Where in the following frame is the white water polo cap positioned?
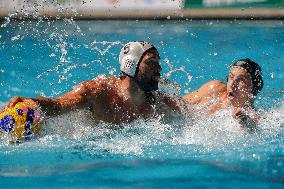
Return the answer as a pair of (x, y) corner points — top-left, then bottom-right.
(119, 41), (156, 77)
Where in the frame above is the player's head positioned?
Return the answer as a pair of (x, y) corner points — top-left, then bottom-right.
(227, 58), (263, 107)
(119, 41), (161, 92)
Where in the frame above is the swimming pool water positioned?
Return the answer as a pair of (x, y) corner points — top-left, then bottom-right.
(0, 19), (284, 188)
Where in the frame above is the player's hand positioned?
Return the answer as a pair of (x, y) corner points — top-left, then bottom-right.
(232, 107), (246, 120)
(4, 96), (38, 111)
(4, 96), (24, 110)
(232, 107), (258, 132)
(232, 108), (253, 125)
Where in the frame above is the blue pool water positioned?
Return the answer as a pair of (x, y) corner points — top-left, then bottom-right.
(0, 19), (284, 188)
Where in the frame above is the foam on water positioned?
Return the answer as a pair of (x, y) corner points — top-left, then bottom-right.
(1, 99), (283, 160)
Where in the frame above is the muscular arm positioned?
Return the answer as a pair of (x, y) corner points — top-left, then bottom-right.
(158, 92), (193, 114)
(157, 80), (227, 114)
(31, 82), (90, 117)
(162, 95), (182, 112)
(4, 79), (105, 118)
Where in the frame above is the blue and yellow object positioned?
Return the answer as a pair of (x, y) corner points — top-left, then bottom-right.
(0, 102), (41, 142)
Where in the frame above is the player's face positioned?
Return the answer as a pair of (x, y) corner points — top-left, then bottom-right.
(136, 49), (161, 92)
(227, 67), (253, 107)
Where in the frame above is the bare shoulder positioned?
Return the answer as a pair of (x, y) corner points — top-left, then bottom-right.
(200, 80), (226, 93)
(54, 76), (120, 111)
(77, 75), (119, 92)
(183, 80), (226, 103)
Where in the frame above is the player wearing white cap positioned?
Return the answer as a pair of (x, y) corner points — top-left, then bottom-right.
(3, 41), (182, 124)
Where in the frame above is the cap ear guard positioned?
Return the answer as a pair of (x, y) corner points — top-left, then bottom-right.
(120, 55), (139, 77)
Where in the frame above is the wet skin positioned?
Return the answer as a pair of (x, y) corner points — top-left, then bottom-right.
(183, 66), (258, 129)
(227, 67), (253, 108)
(4, 50), (181, 124)
(135, 49), (162, 92)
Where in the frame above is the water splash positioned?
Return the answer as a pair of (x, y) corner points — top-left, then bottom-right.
(162, 57), (192, 94)
(86, 40), (121, 56)
(1, 100), (283, 157)
(1, 16), (11, 28)
(0, 3), (86, 86)
(11, 35), (22, 42)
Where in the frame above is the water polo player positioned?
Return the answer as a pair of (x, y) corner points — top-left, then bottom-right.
(3, 41), (183, 126)
(183, 58), (263, 130)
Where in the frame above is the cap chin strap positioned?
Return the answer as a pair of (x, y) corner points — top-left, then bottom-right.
(121, 71), (135, 79)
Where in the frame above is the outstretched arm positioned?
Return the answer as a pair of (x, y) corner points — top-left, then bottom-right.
(34, 82), (90, 116)
(4, 81), (92, 117)
(160, 92), (194, 114)
(163, 96), (182, 112)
